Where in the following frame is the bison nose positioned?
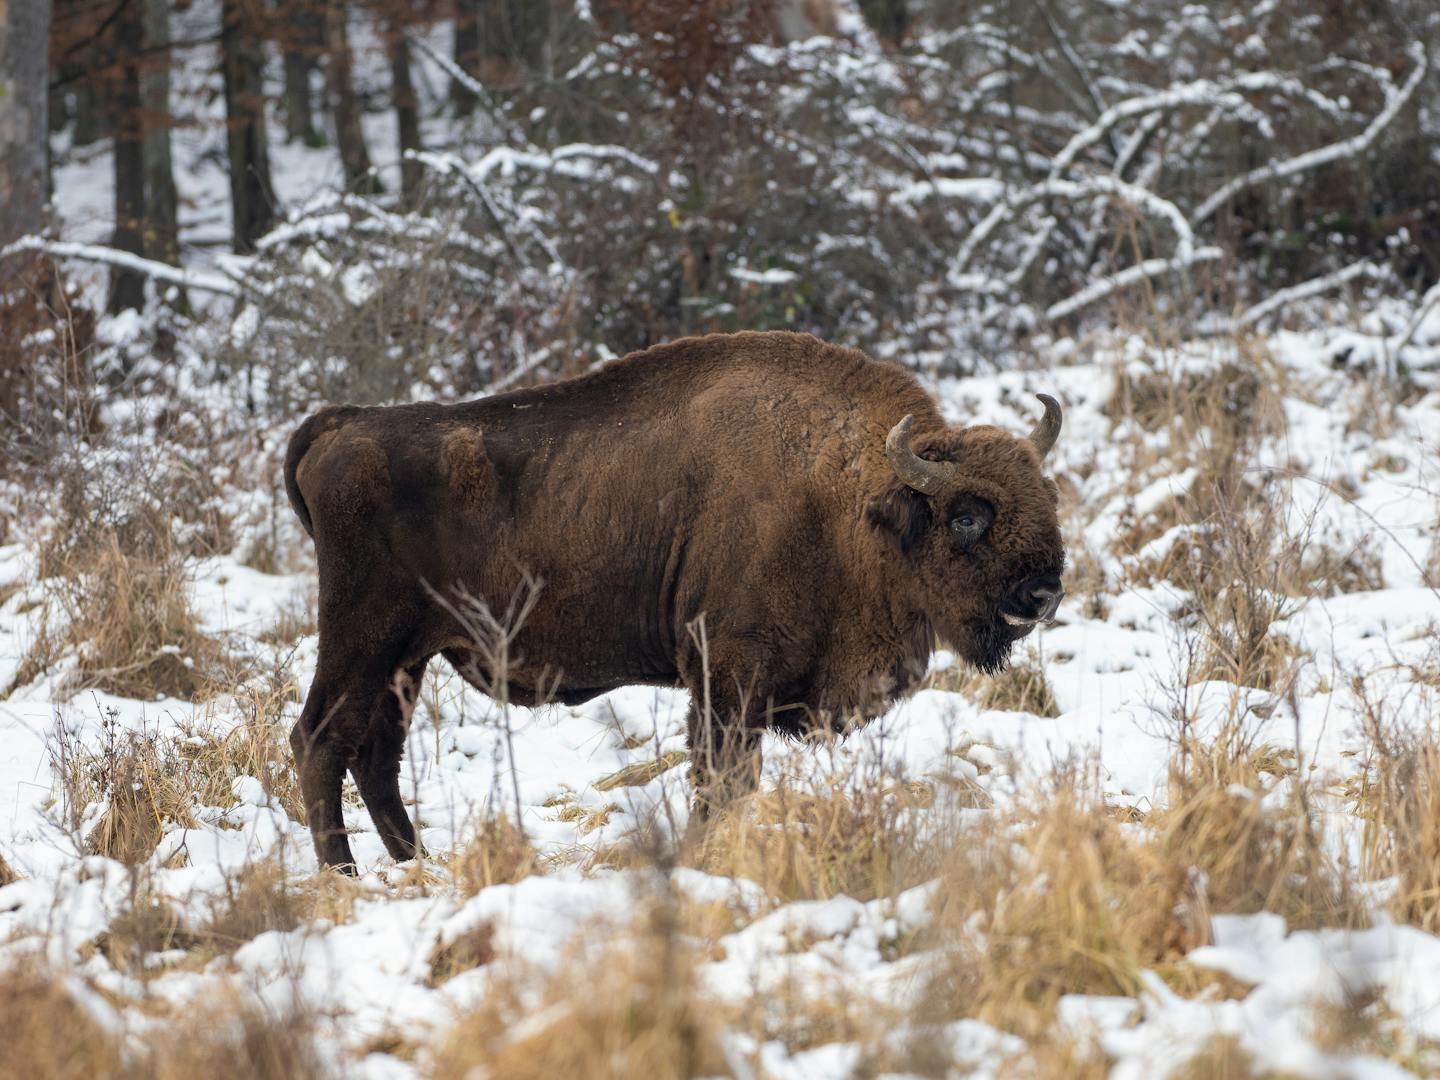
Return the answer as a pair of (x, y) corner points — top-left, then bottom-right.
(1031, 584), (1064, 622)
(1004, 574), (1064, 624)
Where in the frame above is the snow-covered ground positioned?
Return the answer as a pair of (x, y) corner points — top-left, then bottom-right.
(2, 311), (1438, 1077)
(9, 3), (1440, 1071)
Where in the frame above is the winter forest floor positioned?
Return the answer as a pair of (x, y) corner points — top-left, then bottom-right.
(5, 5), (1440, 1079)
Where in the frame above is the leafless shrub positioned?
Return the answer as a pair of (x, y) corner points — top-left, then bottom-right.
(50, 704), (197, 865)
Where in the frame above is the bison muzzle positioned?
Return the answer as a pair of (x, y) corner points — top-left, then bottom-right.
(284, 331), (1066, 870)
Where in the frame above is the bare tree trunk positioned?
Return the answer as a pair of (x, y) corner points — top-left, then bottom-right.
(857, 0), (908, 46)
(326, 0), (378, 193)
(389, 17), (421, 201)
(281, 0), (322, 143)
(141, 0), (182, 284)
(72, 79), (104, 147)
(475, 0), (550, 89)
(221, 0), (275, 253)
(110, 0), (147, 313)
(0, 0), (54, 249)
(452, 0), (479, 116)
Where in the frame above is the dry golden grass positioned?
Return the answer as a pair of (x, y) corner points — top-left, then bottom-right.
(1171, 1036), (1264, 1080)
(96, 889), (200, 973)
(50, 709), (199, 866)
(130, 992), (333, 1080)
(447, 811), (543, 898)
(921, 771), (1197, 1039)
(0, 962), (125, 1079)
(177, 657), (307, 822)
(1352, 721), (1440, 934)
(17, 527), (222, 701)
(1151, 731), (1363, 931)
(429, 908), (727, 1080)
(917, 728), (1361, 1043)
(933, 649), (1059, 717)
(199, 859), (306, 953)
(696, 772), (942, 905)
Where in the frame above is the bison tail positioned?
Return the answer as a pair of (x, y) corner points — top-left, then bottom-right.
(284, 406), (347, 539)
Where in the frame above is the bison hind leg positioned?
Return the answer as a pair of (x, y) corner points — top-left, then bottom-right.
(351, 657), (431, 862)
(291, 692), (362, 874)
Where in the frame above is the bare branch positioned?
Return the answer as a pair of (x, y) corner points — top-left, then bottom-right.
(1195, 45), (1428, 225)
(0, 237), (242, 297)
(1231, 259), (1389, 330)
(1044, 246), (1224, 322)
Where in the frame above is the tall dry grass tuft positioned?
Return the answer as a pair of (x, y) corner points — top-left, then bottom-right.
(131, 992), (334, 1080)
(18, 526), (220, 701)
(50, 705), (197, 865)
(177, 652), (308, 822)
(98, 887), (200, 973)
(1352, 717), (1440, 933)
(697, 767), (941, 905)
(1152, 725), (1362, 931)
(430, 905), (726, 1080)
(933, 648), (1059, 717)
(922, 766), (1196, 1039)
(200, 859), (305, 954)
(0, 962), (124, 1078)
(448, 810), (543, 897)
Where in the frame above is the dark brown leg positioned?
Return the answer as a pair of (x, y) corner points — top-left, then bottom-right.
(351, 658), (430, 862)
(291, 688), (363, 872)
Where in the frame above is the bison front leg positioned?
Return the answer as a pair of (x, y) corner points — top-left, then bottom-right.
(683, 679), (764, 833)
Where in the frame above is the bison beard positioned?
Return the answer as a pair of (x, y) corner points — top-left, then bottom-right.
(284, 331), (1066, 870)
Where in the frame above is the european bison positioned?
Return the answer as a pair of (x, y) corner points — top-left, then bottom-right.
(285, 331), (1065, 870)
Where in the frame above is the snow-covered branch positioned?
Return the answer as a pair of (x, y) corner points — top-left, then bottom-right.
(1, 237), (243, 297)
(1195, 45), (1428, 224)
(1045, 246), (1224, 322)
(1232, 260), (1389, 329)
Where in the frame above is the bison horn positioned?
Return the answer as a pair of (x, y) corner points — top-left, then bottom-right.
(885, 415), (954, 496)
(1027, 394), (1062, 459)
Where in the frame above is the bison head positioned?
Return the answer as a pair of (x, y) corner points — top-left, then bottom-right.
(867, 396), (1066, 674)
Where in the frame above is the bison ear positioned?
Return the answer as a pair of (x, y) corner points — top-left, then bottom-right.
(866, 485), (933, 554)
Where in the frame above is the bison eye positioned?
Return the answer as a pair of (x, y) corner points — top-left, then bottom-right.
(947, 496), (994, 549)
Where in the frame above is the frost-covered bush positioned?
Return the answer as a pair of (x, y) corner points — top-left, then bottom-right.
(205, 0), (1436, 406)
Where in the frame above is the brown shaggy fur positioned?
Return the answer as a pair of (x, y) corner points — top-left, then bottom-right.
(284, 331), (1065, 869)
